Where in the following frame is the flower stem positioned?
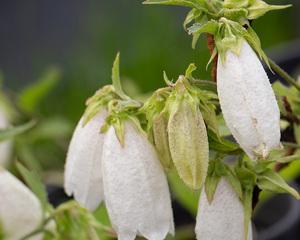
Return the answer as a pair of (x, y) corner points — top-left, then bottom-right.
(268, 57), (300, 91)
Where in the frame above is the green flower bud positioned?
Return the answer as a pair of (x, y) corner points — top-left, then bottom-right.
(167, 79), (209, 190)
(152, 112), (173, 170)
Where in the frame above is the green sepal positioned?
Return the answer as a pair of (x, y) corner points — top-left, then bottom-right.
(205, 156), (243, 203)
(205, 158), (223, 203)
(257, 169), (300, 200)
(100, 99), (143, 146)
(82, 85), (118, 125)
(112, 53), (129, 100)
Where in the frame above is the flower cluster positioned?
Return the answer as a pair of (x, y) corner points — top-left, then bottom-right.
(63, 1), (300, 240)
(64, 56), (174, 240)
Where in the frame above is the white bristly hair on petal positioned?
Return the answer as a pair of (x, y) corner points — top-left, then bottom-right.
(195, 178), (252, 240)
(0, 168), (43, 240)
(0, 108), (12, 166)
(102, 121), (174, 240)
(64, 110), (107, 211)
(217, 40), (281, 160)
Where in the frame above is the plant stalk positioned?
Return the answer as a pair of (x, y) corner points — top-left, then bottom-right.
(268, 57), (300, 91)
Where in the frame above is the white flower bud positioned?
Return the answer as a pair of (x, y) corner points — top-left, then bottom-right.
(102, 121), (174, 240)
(0, 168), (43, 240)
(217, 41), (281, 160)
(195, 178), (252, 240)
(64, 110), (107, 211)
(0, 108), (12, 166)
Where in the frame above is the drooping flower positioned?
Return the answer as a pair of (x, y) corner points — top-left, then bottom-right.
(0, 107), (12, 166)
(0, 168), (43, 240)
(64, 109), (107, 211)
(217, 40), (281, 160)
(195, 177), (252, 240)
(102, 121), (174, 240)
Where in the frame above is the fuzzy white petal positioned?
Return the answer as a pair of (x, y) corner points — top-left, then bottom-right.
(0, 168), (43, 240)
(102, 122), (174, 240)
(64, 110), (107, 211)
(0, 109), (12, 166)
(195, 178), (251, 240)
(217, 41), (281, 159)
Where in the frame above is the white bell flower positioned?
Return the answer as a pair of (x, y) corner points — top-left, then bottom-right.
(102, 121), (174, 240)
(195, 178), (252, 240)
(0, 108), (12, 166)
(0, 168), (43, 240)
(217, 41), (281, 160)
(64, 110), (107, 211)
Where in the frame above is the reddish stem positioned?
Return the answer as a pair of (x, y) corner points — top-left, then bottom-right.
(207, 34), (218, 82)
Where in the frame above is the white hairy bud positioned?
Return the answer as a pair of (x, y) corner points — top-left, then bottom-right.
(217, 41), (281, 160)
(0, 168), (43, 240)
(195, 178), (252, 240)
(64, 110), (107, 211)
(102, 121), (174, 240)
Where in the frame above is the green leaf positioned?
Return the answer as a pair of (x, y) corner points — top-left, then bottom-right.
(18, 67), (60, 113)
(143, 0), (204, 9)
(29, 117), (72, 141)
(0, 120), (36, 142)
(183, 8), (199, 30)
(207, 129), (240, 153)
(257, 169), (300, 200)
(188, 20), (219, 36)
(15, 143), (42, 174)
(247, 0), (291, 20)
(16, 162), (49, 211)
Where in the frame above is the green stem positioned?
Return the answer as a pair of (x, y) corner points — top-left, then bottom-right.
(268, 57), (300, 91)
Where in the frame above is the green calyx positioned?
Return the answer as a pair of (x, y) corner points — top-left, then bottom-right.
(205, 155), (243, 203)
(143, 64), (220, 189)
(82, 53), (142, 145)
(144, 0), (291, 66)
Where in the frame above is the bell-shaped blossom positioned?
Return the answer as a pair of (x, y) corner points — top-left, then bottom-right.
(195, 178), (252, 240)
(64, 110), (107, 211)
(0, 168), (43, 240)
(0, 108), (12, 166)
(102, 121), (174, 240)
(217, 41), (281, 160)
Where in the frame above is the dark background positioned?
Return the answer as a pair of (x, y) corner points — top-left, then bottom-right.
(0, 0), (299, 121)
